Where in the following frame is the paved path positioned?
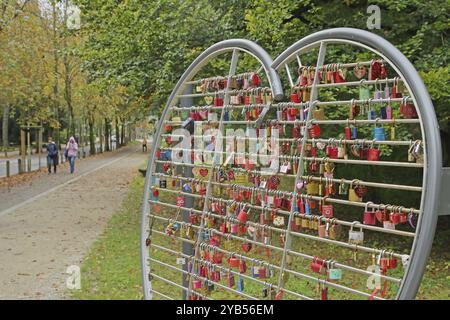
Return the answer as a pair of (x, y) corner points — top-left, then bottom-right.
(0, 145), (148, 299)
(0, 142), (117, 178)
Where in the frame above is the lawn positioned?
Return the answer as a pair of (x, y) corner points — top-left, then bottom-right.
(70, 174), (449, 300)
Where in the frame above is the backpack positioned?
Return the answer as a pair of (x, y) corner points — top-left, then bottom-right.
(48, 143), (58, 157)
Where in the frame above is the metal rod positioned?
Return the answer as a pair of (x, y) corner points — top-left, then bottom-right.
(158, 146), (424, 183)
(293, 77), (403, 90)
(177, 87), (272, 99)
(164, 118), (420, 126)
(163, 134), (416, 147)
(169, 97), (412, 112)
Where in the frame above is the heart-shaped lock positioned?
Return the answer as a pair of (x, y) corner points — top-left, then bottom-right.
(242, 242), (252, 253)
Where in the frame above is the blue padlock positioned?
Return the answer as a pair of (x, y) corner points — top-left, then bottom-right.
(223, 111), (229, 122)
(237, 277), (244, 292)
(351, 127), (357, 139)
(373, 126), (386, 141)
(305, 201), (310, 215)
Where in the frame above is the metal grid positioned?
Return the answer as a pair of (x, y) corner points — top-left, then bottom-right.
(140, 29), (442, 300)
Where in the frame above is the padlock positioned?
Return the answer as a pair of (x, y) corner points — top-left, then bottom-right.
(311, 257), (326, 274)
(348, 223), (364, 244)
(313, 106), (326, 120)
(239, 260), (247, 273)
(237, 208), (248, 223)
(193, 279), (202, 289)
(306, 181), (319, 195)
(367, 144), (381, 161)
(228, 256), (239, 268)
(230, 223), (239, 234)
(328, 267), (342, 281)
(373, 126), (386, 141)
(318, 221), (326, 238)
(363, 202), (376, 225)
(308, 124), (321, 138)
(348, 182), (362, 202)
(258, 266), (267, 279)
(237, 277), (244, 292)
(322, 204), (334, 218)
(227, 273), (235, 287)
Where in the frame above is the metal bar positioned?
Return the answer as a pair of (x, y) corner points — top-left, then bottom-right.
(180, 84), (194, 299)
(169, 97), (412, 112)
(293, 77), (403, 90)
(177, 87), (272, 99)
(158, 146), (424, 181)
(150, 289), (175, 300)
(163, 134), (416, 147)
(285, 64), (294, 87)
(187, 48), (240, 298)
(165, 118), (420, 126)
(278, 41), (327, 292)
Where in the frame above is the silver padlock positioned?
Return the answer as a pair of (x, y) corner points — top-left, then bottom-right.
(348, 221), (364, 244)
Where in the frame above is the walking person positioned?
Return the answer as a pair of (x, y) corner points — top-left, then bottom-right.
(47, 137), (58, 174)
(142, 138), (147, 152)
(65, 136), (78, 174)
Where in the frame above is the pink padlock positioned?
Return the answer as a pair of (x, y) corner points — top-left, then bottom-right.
(237, 208), (248, 223)
(230, 223), (239, 234)
(193, 279), (202, 289)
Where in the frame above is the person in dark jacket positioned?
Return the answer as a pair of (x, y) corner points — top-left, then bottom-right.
(47, 137), (58, 174)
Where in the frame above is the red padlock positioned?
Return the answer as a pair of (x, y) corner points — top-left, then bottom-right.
(258, 267), (267, 279)
(212, 251), (224, 264)
(363, 202), (377, 225)
(176, 196), (185, 207)
(311, 257), (326, 274)
(345, 126), (351, 140)
(326, 145), (338, 159)
(308, 124), (321, 138)
(251, 73), (261, 86)
(322, 204), (334, 218)
(367, 145), (381, 161)
(213, 96), (223, 107)
(242, 242), (252, 253)
(290, 92), (300, 103)
(239, 260), (247, 273)
(228, 257), (240, 268)
(164, 124), (173, 133)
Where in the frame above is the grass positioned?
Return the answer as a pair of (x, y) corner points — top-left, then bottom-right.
(70, 174), (449, 300)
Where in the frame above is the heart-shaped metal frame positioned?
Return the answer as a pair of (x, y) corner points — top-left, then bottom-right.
(141, 28), (443, 300)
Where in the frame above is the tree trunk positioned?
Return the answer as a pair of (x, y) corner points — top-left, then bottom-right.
(121, 121), (125, 146)
(115, 117), (120, 148)
(89, 119), (96, 156)
(2, 105), (9, 157)
(104, 118), (110, 151)
(99, 124), (103, 152)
